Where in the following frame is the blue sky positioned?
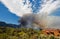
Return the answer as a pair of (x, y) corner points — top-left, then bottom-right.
(0, 0), (60, 24)
(0, 2), (19, 24)
(29, 0), (41, 13)
(50, 8), (60, 16)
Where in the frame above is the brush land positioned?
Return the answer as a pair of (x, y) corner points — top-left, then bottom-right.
(0, 26), (60, 39)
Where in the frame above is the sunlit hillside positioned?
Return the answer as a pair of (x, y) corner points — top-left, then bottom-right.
(0, 26), (60, 39)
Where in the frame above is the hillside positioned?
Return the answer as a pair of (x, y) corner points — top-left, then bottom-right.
(0, 26), (60, 39)
(0, 21), (60, 39)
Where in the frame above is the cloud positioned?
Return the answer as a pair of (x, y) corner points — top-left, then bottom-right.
(38, 0), (60, 15)
(1, 0), (32, 16)
(1, 0), (60, 16)
(0, 0), (1, 2)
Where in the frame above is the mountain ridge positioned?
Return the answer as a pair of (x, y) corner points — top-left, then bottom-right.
(0, 21), (20, 28)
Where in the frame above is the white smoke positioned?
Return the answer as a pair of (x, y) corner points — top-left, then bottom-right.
(47, 16), (60, 29)
(37, 0), (60, 29)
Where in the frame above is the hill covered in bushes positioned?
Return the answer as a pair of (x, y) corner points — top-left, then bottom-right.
(0, 26), (60, 39)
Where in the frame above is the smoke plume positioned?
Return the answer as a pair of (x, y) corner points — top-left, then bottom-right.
(0, 0), (60, 29)
(19, 13), (48, 29)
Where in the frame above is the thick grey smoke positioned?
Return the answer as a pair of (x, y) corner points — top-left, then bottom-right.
(20, 13), (60, 29)
(20, 13), (48, 29)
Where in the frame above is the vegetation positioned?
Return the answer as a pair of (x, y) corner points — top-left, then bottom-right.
(0, 26), (60, 39)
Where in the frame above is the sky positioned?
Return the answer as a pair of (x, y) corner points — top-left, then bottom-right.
(0, 2), (19, 24)
(0, 0), (60, 27)
(50, 8), (60, 16)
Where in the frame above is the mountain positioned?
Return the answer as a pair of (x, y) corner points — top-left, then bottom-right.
(0, 21), (20, 28)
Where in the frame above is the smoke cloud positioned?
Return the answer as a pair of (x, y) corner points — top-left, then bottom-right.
(47, 16), (60, 29)
(19, 13), (60, 29)
(20, 13), (48, 29)
(0, 0), (60, 29)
